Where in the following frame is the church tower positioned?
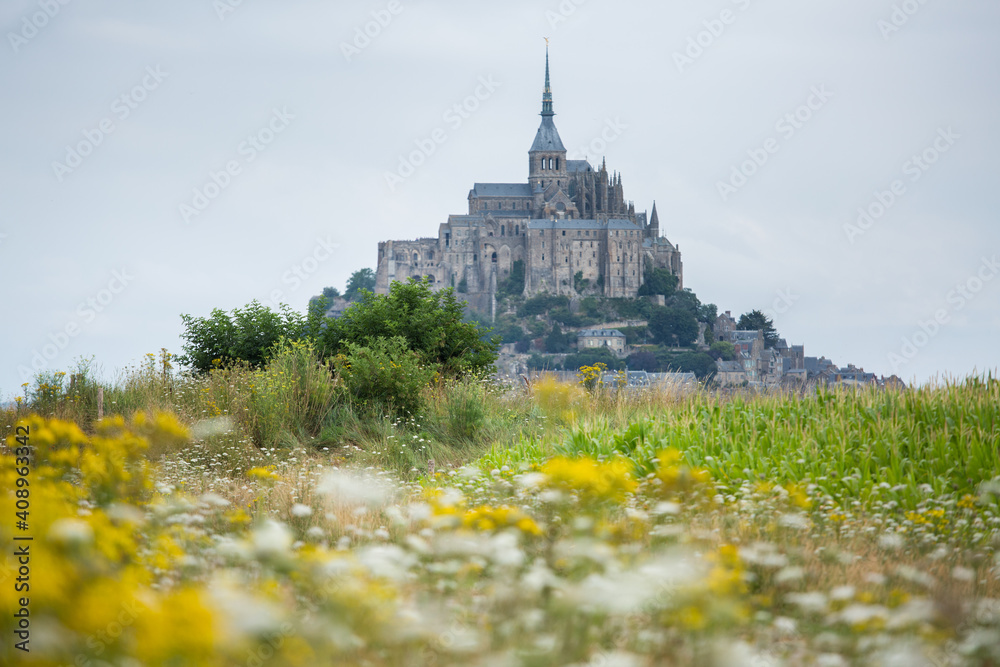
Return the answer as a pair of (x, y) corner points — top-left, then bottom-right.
(528, 44), (567, 195)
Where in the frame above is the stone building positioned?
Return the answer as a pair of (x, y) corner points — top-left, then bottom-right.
(374, 48), (683, 315)
(577, 329), (627, 356)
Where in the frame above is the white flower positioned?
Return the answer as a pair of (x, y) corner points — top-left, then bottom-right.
(199, 492), (231, 508)
(252, 520), (293, 559)
(652, 501), (682, 516)
(830, 586), (855, 601)
(786, 592), (828, 615)
(775, 566), (805, 586)
(516, 472), (547, 489)
(48, 518), (94, 547)
(878, 532), (905, 550)
(190, 416), (233, 440)
(317, 470), (396, 508)
(290, 503), (313, 518)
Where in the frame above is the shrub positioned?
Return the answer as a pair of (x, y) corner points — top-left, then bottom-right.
(517, 293), (570, 318)
(637, 266), (679, 297)
(179, 301), (307, 373)
(562, 348), (625, 372)
(710, 341), (736, 361)
(648, 306), (699, 347)
(327, 279), (499, 379)
(332, 337), (435, 418)
(497, 259), (525, 300)
(551, 307), (583, 328)
(243, 340), (338, 449)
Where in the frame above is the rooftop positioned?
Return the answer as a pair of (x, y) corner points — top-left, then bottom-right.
(579, 329), (626, 338)
(471, 183), (534, 198)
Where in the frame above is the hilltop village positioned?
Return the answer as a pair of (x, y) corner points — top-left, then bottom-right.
(341, 49), (897, 389)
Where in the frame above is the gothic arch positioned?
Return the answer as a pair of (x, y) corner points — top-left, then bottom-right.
(498, 245), (512, 274)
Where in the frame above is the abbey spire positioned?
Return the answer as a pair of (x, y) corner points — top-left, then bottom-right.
(541, 41), (554, 117)
(529, 43), (566, 155)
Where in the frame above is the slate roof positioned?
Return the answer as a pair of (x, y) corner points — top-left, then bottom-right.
(732, 330), (763, 343)
(607, 219), (643, 231)
(567, 160), (592, 173)
(716, 361), (744, 373)
(471, 183), (534, 198)
(579, 329), (626, 339)
(528, 219), (605, 230)
(529, 116), (566, 152)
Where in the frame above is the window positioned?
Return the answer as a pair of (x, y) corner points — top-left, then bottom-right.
(561, 231), (566, 236)
(492, 252), (498, 263)
(542, 254), (545, 261)
(501, 225), (505, 236)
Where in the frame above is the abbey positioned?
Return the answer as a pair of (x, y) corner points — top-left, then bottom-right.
(374, 48), (683, 314)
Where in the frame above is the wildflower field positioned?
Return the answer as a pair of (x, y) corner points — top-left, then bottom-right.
(2, 359), (999, 666)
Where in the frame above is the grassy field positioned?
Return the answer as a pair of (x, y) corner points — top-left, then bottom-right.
(2, 358), (999, 665)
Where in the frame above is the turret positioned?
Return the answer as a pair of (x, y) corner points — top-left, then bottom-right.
(528, 43), (567, 192)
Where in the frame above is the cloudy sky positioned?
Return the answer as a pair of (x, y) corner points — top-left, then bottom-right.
(1, 0), (998, 397)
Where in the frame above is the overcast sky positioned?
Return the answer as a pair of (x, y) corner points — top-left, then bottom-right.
(1, 0), (998, 397)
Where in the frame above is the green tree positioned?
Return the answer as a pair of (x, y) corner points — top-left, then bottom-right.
(327, 278), (499, 378)
(648, 307), (699, 348)
(737, 310), (780, 348)
(709, 341), (736, 361)
(625, 350), (658, 372)
(637, 267), (679, 297)
(698, 302), (718, 325)
(562, 348), (625, 372)
(663, 351), (717, 379)
(544, 324), (572, 354)
(322, 286), (341, 299)
(551, 307), (583, 328)
(344, 268), (376, 301)
(497, 260), (525, 299)
(573, 271), (591, 293)
(178, 301), (307, 373)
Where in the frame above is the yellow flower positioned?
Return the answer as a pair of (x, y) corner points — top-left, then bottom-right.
(540, 456), (636, 503)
